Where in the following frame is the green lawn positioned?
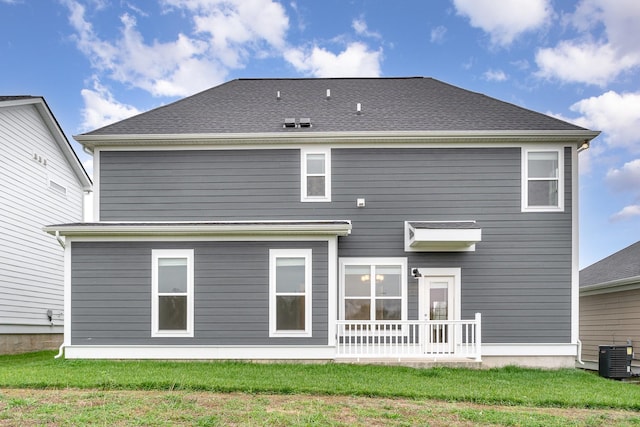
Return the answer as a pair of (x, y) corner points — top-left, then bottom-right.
(0, 351), (639, 410)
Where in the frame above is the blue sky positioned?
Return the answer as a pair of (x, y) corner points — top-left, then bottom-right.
(1, 0), (639, 268)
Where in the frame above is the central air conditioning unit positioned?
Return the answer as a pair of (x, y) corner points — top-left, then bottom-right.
(598, 345), (633, 379)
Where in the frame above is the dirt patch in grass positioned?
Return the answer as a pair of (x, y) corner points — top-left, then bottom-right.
(1, 388), (639, 426)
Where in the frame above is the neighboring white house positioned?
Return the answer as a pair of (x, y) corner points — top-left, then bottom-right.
(0, 96), (91, 354)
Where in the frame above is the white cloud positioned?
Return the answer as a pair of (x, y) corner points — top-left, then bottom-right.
(606, 159), (640, 193)
(611, 205), (640, 222)
(536, 41), (639, 87)
(483, 69), (507, 82)
(352, 17), (381, 39)
(535, 0), (640, 86)
(82, 157), (94, 180)
(184, 0), (289, 67)
(284, 42), (382, 77)
(606, 159), (640, 221)
(452, 0), (551, 46)
(65, 1), (219, 97)
(80, 77), (141, 131)
(569, 91), (640, 151)
(430, 26), (447, 44)
(64, 0), (289, 98)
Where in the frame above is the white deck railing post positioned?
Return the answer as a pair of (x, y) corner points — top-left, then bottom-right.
(475, 312), (482, 362)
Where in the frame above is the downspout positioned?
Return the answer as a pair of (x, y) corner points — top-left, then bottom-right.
(54, 343), (65, 359)
(54, 230), (66, 358)
(576, 339), (584, 365)
(55, 231), (65, 249)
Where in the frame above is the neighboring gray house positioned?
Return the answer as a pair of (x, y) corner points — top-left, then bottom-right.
(45, 77), (599, 367)
(579, 241), (640, 372)
(0, 96), (91, 354)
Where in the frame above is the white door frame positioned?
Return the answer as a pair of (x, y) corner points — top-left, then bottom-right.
(417, 268), (462, 353)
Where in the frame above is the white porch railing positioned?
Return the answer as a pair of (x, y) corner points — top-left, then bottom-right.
(336, 312), (481, 361)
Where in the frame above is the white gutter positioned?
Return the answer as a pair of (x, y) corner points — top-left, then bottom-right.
(75, 129), (601, 148)
(580, 275), (640, 296)
(44, 220), (353, 238)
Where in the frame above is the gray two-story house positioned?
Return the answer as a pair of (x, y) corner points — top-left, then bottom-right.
(46, 77), (599, 367)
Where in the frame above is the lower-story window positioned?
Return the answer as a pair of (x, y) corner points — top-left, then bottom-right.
(340, 258), (407, 322)
(269, 249), (312, 337)
(151, 249), (194, 337)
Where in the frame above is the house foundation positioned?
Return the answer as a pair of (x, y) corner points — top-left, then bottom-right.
(0, 334), (63, 355)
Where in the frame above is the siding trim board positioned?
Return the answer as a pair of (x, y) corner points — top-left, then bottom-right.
(64, 345), (337, 360)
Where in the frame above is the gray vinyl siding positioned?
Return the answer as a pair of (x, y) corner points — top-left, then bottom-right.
(70, 241), (328, 346)
(97, 147), (573, 343)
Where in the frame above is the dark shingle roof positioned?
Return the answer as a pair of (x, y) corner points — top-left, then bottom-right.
(580, 241), (640, 287)
(81, 77), (587, 136)
(0, 95), (39, 102)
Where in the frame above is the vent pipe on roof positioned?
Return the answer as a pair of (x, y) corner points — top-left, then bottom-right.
(276, 91), (281, 100)
(326, 89), (331, 99)
(356, 103), (362, 114)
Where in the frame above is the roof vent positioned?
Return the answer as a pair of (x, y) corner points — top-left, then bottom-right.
(299, 118), (311, 128)
(356, 103), (362, 114)
(283, 118), (296, 128)
(326, 89), (331, 99)
(277, 91), (282, 100)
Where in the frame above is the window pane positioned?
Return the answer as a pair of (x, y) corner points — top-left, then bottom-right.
(345, 299), (371, 320)
(376, 299), (401, 320)
(158, 258), (187, 293)
(375, 266), (401, 297)
(276, 258), (305, 293)
(158, 295), (187, 330)
(306, 176), (325, 197)
(344, 266), (371, 297)
(528, 180), (558, 206)
(528, 152), (558, 178)
(430, 287), (448, 320)
(276, 295), (305, 330)
(307, 154), (325, 174)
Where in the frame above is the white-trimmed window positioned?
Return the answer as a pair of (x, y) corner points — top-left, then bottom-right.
(301, 148), (331, 202)
(339, 258), (407, 322)
(151, 249), (194, 337)
(522, 148), (564, 212)
(269, 249), (312, 337)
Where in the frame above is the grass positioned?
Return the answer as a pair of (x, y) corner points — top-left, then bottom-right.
(1, 351), (640, 409)
(1, 351), (640, 425)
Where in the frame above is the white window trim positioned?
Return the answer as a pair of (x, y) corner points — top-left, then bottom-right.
(521, 147), (564, 212)
(151, 249), (194, 338)
(301, 147), (331, 202)
(339, 257), (408, 321)
(269, 249), (313, 337)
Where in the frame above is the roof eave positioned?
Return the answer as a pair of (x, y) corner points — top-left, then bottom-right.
(75, 129), (601, 149)
(580, 275), (640, 296)
(44, 220), (353, 238)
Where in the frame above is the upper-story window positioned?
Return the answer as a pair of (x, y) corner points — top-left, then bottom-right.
(522, 148), (564, 212)
(301, 148), (331, 202)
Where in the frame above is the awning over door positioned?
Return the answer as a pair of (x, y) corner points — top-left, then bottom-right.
(404, 221), (481, 252)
